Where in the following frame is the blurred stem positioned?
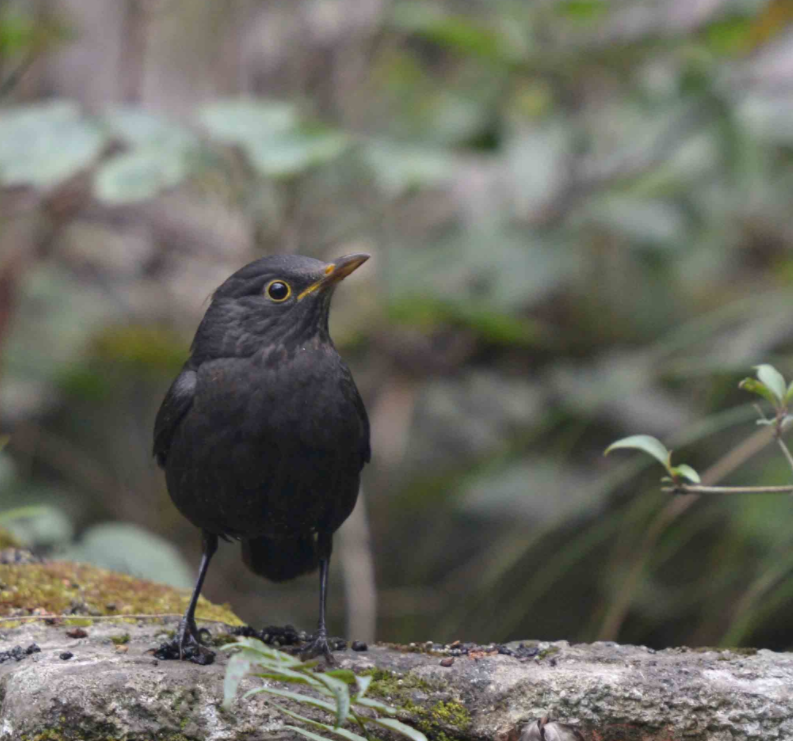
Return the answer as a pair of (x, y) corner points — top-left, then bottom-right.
(9, 424), (120, 502)
(663, 484), (793, 495)
(0, 251), (23, 427)
(338, 487), (377, 644)
(0, 51), (37, 98)
(120, 0), (150, 104)
(776, 437), (793, 476)
(720, 548), (793, 647)
(597, 423), (778, 641)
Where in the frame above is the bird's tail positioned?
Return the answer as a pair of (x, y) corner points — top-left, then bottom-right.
(241, 534), (319, 582)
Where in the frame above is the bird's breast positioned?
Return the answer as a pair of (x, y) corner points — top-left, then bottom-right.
(164, 344), (365, 538)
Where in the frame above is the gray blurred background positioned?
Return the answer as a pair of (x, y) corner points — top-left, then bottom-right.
(3, 0), (793, 650)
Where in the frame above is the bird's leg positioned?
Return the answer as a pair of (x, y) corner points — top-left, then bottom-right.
(175, 530), (218, 662)
(301, 532), (334, 663)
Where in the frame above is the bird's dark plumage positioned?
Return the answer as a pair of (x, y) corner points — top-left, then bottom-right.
(153, 253), (370, 663)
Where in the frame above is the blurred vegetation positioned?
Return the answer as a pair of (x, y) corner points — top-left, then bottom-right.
(3, 0), (793, 651)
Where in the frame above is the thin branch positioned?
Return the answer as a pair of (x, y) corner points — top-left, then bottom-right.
(663, 484), (793, 495)
(776, 437), (793, 477)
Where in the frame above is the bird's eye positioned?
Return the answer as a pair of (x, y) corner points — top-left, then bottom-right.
(266, 280), (292, 302)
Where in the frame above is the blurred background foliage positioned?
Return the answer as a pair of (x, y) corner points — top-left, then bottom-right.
(3, 0), (793, 651)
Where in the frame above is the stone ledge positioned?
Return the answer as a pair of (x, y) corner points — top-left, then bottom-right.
(0, 618), (792, 741)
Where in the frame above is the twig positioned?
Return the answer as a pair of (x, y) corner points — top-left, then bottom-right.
(776, 437), (793, 477)
(663, 484), (793, 495)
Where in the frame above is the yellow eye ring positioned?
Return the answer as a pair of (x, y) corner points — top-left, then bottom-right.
(265, 279), (292, 302)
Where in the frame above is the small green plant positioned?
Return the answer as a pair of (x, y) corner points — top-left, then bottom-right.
(222, 637), (427, 741)
(606, 364), (793, 495)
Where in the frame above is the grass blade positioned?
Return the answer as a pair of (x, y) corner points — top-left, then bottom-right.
(245, 685), (337, 713)
(361, 716), (428, 741)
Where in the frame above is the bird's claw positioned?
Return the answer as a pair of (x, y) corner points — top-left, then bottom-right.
(154, 618), (215, 665)
(300, 630), (335, 664)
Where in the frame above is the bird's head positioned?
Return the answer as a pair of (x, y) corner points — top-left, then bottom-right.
(191, 253), (369, 361)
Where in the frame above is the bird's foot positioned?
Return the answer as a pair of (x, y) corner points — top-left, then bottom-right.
(300, 629), (335, 664)
(154, 618), (215, 665)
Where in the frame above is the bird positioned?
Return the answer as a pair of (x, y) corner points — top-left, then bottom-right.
(153, 252), (371, 663)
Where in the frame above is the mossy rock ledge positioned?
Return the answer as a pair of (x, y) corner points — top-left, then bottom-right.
(0, 562), (792, 740)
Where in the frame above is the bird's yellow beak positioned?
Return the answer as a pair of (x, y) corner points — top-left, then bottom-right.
(297, 253), (370, 301)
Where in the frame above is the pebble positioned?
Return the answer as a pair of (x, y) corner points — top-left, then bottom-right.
(60, 652), (74, 661)
(351, 641), (368, 652)
(440, 657), (455, 667)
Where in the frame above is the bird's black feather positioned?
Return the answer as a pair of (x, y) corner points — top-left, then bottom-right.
(242, 534), (319, 582)
(153, 369), (197, 467)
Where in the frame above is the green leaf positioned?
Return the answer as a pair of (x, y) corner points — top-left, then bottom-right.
(354, 697), (398, 714)
(672, 464), (701, 484)
(739, 378), (778, 406)
(390, 2), (520, 63)
(285, 726), (368, 741)
(223, 652), (251, 708)
(275, 705), (364, 741)
(0, 100), (106, 188)
(604, 435), (671, 470)
(363, 141), (455, 196)
(354, 675), (372, 698)
(0, 9), (38, 55)
(785, 380), (793, 404)
(57, 522), (194, 589)
(325, 669), (358, 685)
(360, 716), (428, 741)
(243, 129), (349, 178)
(3, 505), (72, 548)
(0, 435), (9, 453)
(0, 505), (51, 524)
(93, 146), (191, 204)
(556, 0), (608, 21)
(313, 672), (352, 727)
(254, 670), (323, 688)
(754, 365), (787, 404)
(244, 686), (337, 713)
(221, 636), (305, 665)
(198, 98), (297, 144)
(102, 107), (197, 151)
(703, 14), (753, 55)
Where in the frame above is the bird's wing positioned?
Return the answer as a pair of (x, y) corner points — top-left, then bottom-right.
(340, 365), (371, 466)
(153, 368), (197, 468)
(357, 391), (371, 465)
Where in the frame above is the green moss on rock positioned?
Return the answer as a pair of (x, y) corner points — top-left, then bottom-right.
(363, 667), (437, 697)
(0, 561), (242, 626)
(0, 526), (22, 549)
(537, 645), (560, 660)
(363, 669), (471, 741)
(410, 699), (472, 741)
(24, 731), (195, 741)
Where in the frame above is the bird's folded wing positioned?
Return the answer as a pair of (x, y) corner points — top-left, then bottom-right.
(340, 365), (371, 465)
(153, 368), (197, 467)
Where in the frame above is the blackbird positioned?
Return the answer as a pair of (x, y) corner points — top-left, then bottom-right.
(153, 253), (371, 663)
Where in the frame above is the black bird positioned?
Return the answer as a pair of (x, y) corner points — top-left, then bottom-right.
(153, 253), (371, 663)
